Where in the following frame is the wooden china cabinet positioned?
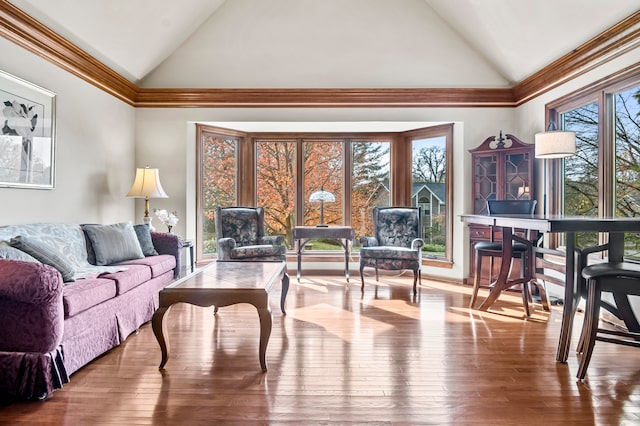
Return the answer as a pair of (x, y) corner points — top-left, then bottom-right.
(467, 132), (535, 284)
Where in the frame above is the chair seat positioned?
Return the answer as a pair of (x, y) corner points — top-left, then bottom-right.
(582, 261), (640, 281)
(359, 246), (420, 261)
(231, 244), (286, 259)
(475, 242), (529, 253)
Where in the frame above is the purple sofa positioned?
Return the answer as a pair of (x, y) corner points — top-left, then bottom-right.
(0, 223), (182, 400)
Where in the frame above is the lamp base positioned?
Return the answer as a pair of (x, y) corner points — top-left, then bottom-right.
(143, 216), (155, 231)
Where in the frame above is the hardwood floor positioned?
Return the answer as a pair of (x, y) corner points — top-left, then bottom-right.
(2, 273), (639, 425)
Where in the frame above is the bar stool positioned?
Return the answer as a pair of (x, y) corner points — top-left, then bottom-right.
(469, 200), (543, 316)
(577, 261), (640, 380)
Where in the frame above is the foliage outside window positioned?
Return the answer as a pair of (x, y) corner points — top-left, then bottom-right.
(412, 136), (446, 258)
(303, 140), (344, 228)
(196, 124), (453, 265)
(256, 140), (297, 248)
(351, 141), (391, 244)
(550, 68), (640, 256)
(197, 131), (238, 255)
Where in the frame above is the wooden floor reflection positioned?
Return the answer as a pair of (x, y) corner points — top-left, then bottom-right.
(2, 273), (640, 424)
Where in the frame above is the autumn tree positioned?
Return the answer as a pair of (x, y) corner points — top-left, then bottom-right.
(256, 141), (297, 247)
(201, 133), (237, 251)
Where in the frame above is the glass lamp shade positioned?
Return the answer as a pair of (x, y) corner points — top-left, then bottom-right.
(309, 189), (335, 202)
(534, 131), (576, 158)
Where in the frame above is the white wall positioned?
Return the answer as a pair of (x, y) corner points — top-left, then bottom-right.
(0, 37), (137, 225)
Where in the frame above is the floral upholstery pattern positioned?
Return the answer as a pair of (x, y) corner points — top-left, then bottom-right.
(359, 207), (424, 294)
(215, 207), (286, 262)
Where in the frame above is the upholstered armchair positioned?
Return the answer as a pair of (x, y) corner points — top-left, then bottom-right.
(214, 206), (286, 262)
(359, 207), (424, 294)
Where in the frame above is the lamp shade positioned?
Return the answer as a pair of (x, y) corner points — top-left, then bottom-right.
(126, 167), (168, 199)
(534, 130), (576, 158)
(309, 189), (335, 202)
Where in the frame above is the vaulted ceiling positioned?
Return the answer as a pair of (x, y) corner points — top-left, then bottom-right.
(2, 0), (639, 107)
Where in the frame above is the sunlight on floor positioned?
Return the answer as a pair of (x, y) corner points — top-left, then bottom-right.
(289, 302), (395, 342)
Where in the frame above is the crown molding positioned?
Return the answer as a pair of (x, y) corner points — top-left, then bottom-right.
(512, 10), (640, 104)
(0, 1), (138, 105)
(133, 87), (515, 108)
(1, 2), (638, 108)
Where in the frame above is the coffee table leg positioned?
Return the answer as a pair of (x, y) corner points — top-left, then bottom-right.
(152, 306), (171, 369)
(257, 305), (272, 372)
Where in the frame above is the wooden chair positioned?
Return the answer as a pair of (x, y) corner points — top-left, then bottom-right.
(469, 200), (546, 316)
(577, 261), (640, 380)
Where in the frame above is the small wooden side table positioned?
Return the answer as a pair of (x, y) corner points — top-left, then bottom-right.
(293, 226), (355, 282)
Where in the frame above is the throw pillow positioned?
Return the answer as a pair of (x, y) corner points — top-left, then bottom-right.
(0, 242), (40, 263)
(133, 224), (158, 256)
(9, 236), (76, 282)
(82, 222), (144, 266)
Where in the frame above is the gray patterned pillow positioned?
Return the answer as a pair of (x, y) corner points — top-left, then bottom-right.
(0, 242), (40, 263)
(9, 236), (76, 281)
(82, 222), (144, 266)
(133, 224), (158, 256)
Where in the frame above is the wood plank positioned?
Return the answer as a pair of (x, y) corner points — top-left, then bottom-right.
(1, 275), (639, 424)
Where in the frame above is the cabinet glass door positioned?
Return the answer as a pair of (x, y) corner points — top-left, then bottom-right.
(473, 153), (498, 214)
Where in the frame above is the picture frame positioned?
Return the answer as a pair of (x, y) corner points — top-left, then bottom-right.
(0, 70), (56, 189)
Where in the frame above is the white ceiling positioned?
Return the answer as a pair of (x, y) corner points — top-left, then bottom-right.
(7, 0), (639, 85)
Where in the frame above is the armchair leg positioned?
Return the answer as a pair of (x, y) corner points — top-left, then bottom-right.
(413, 269), (419, 295)
(360, 264), (366, 292)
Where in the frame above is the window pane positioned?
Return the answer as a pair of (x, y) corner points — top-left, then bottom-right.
(412, 136), (446, 258)
(200, 133), (238, 255)
(614, 85), (640, 257)
(562, 101), (599, 247)
(256, 140), (297, 249)
(351, 141), (390, 246)
(304, 140), (344, 250)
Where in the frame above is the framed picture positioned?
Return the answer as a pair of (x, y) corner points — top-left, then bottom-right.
(0, 70), (56, 189)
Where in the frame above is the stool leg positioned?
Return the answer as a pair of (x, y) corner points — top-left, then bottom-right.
(520, 256), (531, 317)
(577, 279), (602, 380)
(470, 250), (484, 308)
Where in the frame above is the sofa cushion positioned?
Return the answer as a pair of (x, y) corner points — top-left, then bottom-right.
(62, 278), (117, 318)
(82, 223), (144, 266)
(10, 236), (76, 282)
(117, 254), (176, 278)
(0, 243), (39, 263)
(99, 264), (152, 295)
(133, 224), (158, 256)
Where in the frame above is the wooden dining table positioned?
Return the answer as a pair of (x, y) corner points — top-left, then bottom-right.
(460, 213), (640, 363)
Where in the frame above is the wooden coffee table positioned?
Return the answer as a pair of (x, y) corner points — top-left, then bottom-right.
(151, 261), (289, 372)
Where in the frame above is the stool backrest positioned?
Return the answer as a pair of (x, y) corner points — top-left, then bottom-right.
(487, 200), (537, 215)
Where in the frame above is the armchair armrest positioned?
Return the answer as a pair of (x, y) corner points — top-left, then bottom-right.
(260, 235), (285, 246)
(360, 236), (379, 247)
(411, 238), (424, 250)
(151, 231), (182, 278)
(217, 237), (237, 261)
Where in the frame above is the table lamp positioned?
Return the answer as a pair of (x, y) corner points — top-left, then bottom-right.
(535, 123), (576, 215)
(309, 189), (335, 227)
(127, 166), (168, 226)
